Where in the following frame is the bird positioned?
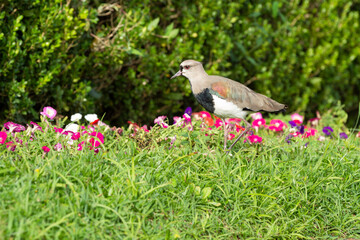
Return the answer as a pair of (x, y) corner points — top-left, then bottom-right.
(171, 59), (287, 151)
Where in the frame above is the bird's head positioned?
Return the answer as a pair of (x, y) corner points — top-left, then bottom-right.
(170, 60), (205, 80)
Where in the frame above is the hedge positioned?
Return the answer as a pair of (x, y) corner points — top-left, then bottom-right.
(1, 0), (359, 126)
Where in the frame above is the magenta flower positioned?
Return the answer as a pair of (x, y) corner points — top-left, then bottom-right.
(4, 122), (25, 133)
(6, 141), (16, 151)
(0, 132), (7, 144)
(54, 127), (64, 134)
(30, 121), (43, 132)
(252, 118), (266, 131)
(357, 132), (360, 138)
(308, 118), (320, 127)
(339, 132), (348, 139)
(71, 132), (81, 140)
(228, 133), (236, 140)
(41, 106), (57, 120)
(77, 141), (85, 151)
(89, 138), (101, 147)
(291, 113), (304, 124)
(42, 146), (50, 153)
(268, 119), (287, 132)
(245, 135), (263, 143)
(90, 131), (104, 144)
(215, 119), (224, 128)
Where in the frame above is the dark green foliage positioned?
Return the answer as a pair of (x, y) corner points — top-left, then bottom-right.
(1, 0), (359, 126)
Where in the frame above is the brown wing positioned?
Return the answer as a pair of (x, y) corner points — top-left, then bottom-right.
(210, 76), (287, 112)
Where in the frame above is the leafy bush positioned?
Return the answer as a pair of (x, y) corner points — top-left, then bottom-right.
(1, 0), (359, 126)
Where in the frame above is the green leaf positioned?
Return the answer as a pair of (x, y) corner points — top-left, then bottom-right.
(272, 1), (279, 18)
(167, 29), (179, 39)
(148, 17), (160, 31)
(127, 48), (143, 57)
(201, 187), (212, 199)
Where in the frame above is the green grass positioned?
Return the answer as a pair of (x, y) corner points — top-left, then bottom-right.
(1, 119), (360, 239)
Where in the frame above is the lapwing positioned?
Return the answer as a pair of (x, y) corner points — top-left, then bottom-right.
(171, 60), (287, 151)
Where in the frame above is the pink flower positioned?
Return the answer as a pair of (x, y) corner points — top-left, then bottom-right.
(30, 122), (43, 132)
(154, 116), (169, 128)
(0, 132), (7, 144)
(228, 118), (242, 123)
(268, 119), (287, 132)
(303, 128), (317, 138)
(291, 132), (302, 137)
(173, 116), (183, 126)
(291, 113), (304, 124)
(54, 143), (63, 151)
(318, 136), (326, 141)
(357, 131), (360, 138)
(252, 118), (266, 131)
(250, 112), (263, 120)
(6, 141), (16, 151)
(245, 135), (263, 143)
(42, 146), (50, 153)
(141, 125), (149, 132)
(183, 113), (191, 122)
(41, 106), (57, 120)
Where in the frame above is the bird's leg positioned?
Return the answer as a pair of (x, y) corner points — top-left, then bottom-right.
(227, 119), (252, 152)
(222, 118), (227, 150)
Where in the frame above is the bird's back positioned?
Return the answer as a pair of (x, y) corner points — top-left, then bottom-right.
(207, 75), (287, 113)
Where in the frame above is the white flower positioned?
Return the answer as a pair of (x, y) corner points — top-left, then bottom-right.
(85, 114), (98, 122)
(64, 123), (79, 133)
(71, 113), (82, 122)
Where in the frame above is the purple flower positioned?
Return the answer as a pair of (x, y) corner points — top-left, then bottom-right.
(298, 125), (305, 134)
(288, 120), (297, 128)
(184, 107), (192, 116)
(285, 134), (293, 144)
(339, 132), (348, 139)
(322, 126), (334, 136)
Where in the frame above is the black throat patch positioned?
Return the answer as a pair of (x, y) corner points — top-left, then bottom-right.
(194, 88), (215, 113)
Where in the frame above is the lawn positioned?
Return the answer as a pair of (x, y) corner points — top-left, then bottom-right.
(1, 106), (360, 239)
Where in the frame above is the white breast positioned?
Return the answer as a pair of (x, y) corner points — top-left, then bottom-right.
(212, 95), (249, 119)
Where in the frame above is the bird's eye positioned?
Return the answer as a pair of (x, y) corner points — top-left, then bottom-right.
(184, 65), (190, 70)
